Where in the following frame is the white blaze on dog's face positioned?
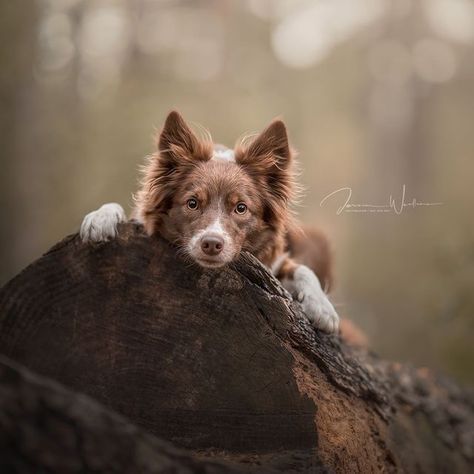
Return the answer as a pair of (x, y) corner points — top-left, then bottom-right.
(137, 111), (294, 268)
(187, 212), (236, 266)
(186, 198), (232, 267)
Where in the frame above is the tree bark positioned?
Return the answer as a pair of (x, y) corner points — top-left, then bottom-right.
(0, 223), (472, 473)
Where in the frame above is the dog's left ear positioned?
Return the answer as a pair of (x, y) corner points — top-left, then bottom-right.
(235, 119), (294, 203)
(243, 120), (291, 167)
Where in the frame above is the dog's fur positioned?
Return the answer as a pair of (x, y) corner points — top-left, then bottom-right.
(80, 111), (339, 333)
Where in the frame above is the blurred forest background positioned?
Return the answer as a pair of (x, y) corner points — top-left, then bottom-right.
(1, 0), (473, 384)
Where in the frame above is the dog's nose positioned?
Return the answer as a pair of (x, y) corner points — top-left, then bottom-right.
(201, 235), (224, 256)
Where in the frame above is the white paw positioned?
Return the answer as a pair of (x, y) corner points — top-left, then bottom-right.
(282, 265), (339, 334)
(80, 203), (126, 243)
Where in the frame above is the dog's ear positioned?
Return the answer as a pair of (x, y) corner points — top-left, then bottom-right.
(157, 110), (204, 162)
(243, 120), (291, 168)
(235, 119), (295, 205)
(136, 111), (212, 235)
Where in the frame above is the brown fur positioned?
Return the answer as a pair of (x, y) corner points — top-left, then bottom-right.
(134, 111), (331, 287)
(286, 227), (333, 292)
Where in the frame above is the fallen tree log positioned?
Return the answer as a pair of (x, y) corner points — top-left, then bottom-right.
(0, 223), (472, 473)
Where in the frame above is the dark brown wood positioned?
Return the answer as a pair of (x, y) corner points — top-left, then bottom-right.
(0, 355), (250, 473)
(0, 223), (473, 473)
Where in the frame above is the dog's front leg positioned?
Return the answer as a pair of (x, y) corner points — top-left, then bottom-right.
(274, 256), (339, 334)
(80, 203), (127, 242)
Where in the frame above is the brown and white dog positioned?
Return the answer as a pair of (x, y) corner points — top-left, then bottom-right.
(80, 111), (339, 333)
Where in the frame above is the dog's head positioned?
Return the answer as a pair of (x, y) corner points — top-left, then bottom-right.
(136, 111), (296, 268)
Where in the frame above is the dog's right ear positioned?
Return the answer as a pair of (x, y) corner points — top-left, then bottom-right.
(235, 119), (295, 203)
(135, 111), (212, 235)
(157, 111), (208, 165)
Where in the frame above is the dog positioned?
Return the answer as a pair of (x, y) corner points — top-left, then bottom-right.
(80, 111), (339, 333)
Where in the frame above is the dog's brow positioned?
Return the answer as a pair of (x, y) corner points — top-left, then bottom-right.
(227, 193), (244, 206)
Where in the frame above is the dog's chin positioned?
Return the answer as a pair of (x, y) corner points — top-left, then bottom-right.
(194, 257), (229, 269)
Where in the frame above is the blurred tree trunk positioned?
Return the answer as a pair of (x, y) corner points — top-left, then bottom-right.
(0, 1), (37, 284)
(368, 0), (430, 198)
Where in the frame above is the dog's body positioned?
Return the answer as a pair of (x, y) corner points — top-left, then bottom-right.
(80, 112), (339, 333)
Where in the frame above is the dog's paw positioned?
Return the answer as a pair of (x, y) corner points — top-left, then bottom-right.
(282, 265), (339, 334)
(80, 203), (126, 243)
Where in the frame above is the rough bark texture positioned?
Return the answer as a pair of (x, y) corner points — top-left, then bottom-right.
(0, 223), (473, 473)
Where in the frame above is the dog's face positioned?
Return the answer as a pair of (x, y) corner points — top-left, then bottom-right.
(163, 159), (268, 267)
(136, 111), (295, 268)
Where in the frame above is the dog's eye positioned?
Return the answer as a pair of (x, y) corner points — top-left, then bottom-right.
(235, 202), (247, 215)
(187, 198), (199, 210)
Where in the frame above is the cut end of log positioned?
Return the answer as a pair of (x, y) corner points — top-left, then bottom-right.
(0, 223), (472, 472)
